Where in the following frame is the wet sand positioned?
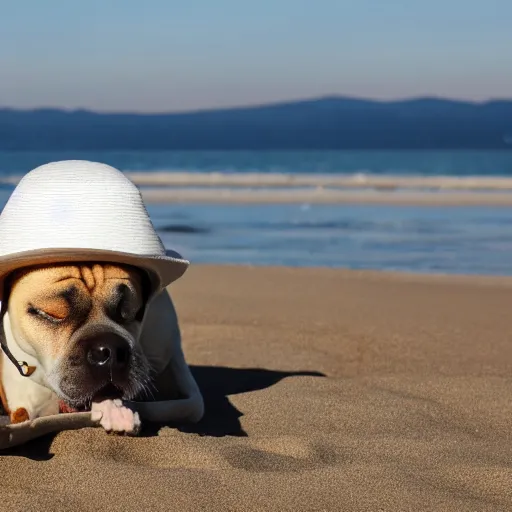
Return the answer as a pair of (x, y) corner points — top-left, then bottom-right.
(5, 172), (512, 205)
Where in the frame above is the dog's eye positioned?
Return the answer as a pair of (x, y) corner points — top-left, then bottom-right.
(114, 302), (140, 324)
(110, 284), (142, 324)
(27, 305), (65, 324)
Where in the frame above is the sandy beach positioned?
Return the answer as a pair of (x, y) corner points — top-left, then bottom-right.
(1, 265), (512, 510)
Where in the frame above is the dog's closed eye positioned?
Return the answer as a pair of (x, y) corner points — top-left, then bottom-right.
(27, 302), (68, 324)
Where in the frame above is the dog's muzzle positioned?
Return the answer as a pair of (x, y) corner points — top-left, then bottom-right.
(53, 326), (140, 407)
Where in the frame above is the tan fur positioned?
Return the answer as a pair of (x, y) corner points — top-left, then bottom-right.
(7, 264), (144, 360)
(11, 407), (29, 424)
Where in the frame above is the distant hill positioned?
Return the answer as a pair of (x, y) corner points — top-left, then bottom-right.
(1, 96), (512, 150)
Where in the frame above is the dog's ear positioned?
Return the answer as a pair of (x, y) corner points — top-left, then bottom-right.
(135, 269), (153, 322)
(0, 271), (19, 304)
(0, 278), (6, 303)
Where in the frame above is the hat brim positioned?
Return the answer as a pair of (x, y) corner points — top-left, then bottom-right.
(0, 248), (189, 292)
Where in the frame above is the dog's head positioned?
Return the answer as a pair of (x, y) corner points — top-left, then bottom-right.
(4, 263), (153, 408)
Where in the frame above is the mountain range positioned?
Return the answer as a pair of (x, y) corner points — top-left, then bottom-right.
(1, 96), (512, 150)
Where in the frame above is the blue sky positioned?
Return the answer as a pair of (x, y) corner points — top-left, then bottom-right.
(1, 0), (511, 112)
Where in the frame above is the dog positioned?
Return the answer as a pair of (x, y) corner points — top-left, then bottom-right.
(0, 262), (191, 435)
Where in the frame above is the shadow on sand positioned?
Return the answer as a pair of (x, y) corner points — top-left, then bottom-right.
(176, 365), (325, 437)
(0, 365), (325, 459)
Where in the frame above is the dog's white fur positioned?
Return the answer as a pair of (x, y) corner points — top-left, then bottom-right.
(91, 399), (141, 434)
(2, 311), (60, 419)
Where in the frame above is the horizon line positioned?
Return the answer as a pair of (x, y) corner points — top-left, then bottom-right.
(2, 94), (512, 116)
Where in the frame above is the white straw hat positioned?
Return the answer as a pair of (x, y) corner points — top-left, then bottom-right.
(0, 160), (189, 292)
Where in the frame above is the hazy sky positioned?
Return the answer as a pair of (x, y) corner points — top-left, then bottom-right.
(1, 0), (511, 112)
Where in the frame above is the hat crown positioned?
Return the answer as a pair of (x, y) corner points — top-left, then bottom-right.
(0, 160), (166, 257)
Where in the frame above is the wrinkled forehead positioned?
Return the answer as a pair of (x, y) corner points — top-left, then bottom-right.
(7, 263), (145, 294)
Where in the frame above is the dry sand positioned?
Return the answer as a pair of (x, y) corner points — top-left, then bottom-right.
(2, 265), (512, 511)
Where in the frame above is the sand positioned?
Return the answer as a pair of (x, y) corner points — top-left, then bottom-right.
(5, 172), (512, 205)
(139, 187), (512, 206)
(131, 172), (512, 205)
(6, 171), (512, 191)
(2, 265), (512, 511)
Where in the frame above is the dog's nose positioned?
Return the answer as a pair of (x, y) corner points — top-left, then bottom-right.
(85, 334), (130, 369)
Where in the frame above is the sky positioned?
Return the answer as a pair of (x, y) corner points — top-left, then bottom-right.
(1, 0), (511, 112)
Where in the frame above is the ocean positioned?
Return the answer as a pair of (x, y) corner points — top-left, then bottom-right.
(1, 149), (512, 176)
(1, 149), (512, 276)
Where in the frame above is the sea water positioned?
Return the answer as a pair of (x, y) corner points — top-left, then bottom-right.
(1, 149), (512, 275)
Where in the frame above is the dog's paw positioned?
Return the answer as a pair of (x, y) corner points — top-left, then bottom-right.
(90, 399), (141, 436)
